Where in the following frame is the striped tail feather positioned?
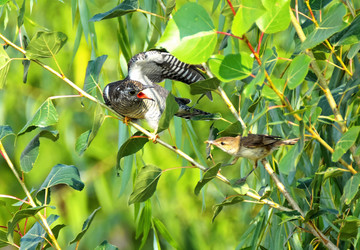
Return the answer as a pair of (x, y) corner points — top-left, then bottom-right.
(280, 138), (300, 145)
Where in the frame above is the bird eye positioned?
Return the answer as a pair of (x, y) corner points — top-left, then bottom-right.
(220, 142), (225, 145)
(129, 90), (136, 95)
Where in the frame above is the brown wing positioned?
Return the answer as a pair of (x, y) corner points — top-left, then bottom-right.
(241, 134), (282, 148)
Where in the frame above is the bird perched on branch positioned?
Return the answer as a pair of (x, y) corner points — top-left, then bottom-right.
(206, 134), (299, 181)
(103, 79), (215, 131)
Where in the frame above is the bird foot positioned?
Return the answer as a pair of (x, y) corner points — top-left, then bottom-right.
(148, 133), (159, 143)
(123, 117), (131, 126)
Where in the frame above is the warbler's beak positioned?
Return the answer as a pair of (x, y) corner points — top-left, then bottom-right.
(204, 140), (214, 144)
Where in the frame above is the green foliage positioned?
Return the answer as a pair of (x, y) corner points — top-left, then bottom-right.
(1, 0), (360, 249)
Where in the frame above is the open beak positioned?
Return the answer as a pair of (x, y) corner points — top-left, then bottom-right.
(204, 140), (214, 144)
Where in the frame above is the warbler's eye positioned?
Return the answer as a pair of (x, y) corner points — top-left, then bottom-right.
(220, 142), (225, 145)
(129, 90), (136, 95)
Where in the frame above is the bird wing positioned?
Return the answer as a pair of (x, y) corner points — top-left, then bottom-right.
(127, 50), (205, 85)
(241, 134), (282, 148)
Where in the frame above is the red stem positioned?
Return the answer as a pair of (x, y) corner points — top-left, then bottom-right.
(226, 0), (236, 16)
(257, 32), (264, 54)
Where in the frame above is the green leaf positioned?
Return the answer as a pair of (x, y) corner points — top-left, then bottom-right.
(334, 216), (360, 240)
(316, 167), (348, 182)
(43, 224), (66, 250)
(278, 144), (298, 175)
(275, 210), (302, 224)
(194, 163), (221, 195)
(286, 54), (311, 89)
(0, 230), (10, 248)
(0, 45), (11, 89)
(7, 206), (47, 243)
(117, 131), (148, 171)
(84, 55), (107, 97)
(0, 125), (14, 140)
(26, 31), (68, 59)
(70, 207), (101, 244)
(136, 201), (151, 249)
(152, 218), (179, 249)
(37, 164), (84, 203)
(157, 2), (217, 64)
(165, 0), (176, 19)
(218, 121), (243, 137)
(89, 0), (138, 21)
(20, 214), (59, 250)
(75, 105), (105, 155)
(256, 0), (291, 34)
(332, 126), (360, 162)
(17, 0), (25, 27)
(189, 78), (220, 95)
(20, 130), (59, 172)
(157, 93), (179, 133)
(309, 0), (332, 10)
(330, 14), (360, 46)
(300, 3), (347, 50)
(261, 78), (285, 102)
(232, 0), (266, 36)
(212, 196), (244, 222)
(208, 53), (253, 82)
(95, 240), (118, 250)
(128, 165), (162, 204)
(18, 99), (59, 135)
(231, 181), (249, 195)
(341, 173), (360, 205)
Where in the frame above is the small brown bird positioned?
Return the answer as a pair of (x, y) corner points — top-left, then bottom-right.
(206, 134), (299, 181)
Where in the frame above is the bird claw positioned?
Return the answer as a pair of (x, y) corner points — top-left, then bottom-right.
(123, 117), (131, 126)
(148, 133), (159, 143)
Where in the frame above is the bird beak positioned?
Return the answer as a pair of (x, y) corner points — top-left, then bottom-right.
(204, 140), (214, 144)
(137, 91), (154, 100)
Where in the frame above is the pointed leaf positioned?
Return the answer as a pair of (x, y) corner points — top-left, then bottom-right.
(18, 99), (58, 135)
(75, 106), (105, 155)
(261, 78), (285, 102)
(43, 224), (66, 249)
(189, 78), (220, 95)
(90, 0), (138, 21)
(206, 123), (219, 159)
(275, 210), (302, 224)
(218, 121), (243, 137)
(7, 206), (47, 243)
(129, 165), (162, 204)
(84, 55), (108, 97)
(37, 164), (84, 203)
(331, 14), (360, 46)
(0, 125), (14, 140)
(212, 196), (244, 222)
(0, 230), (10, 248)
(316, 167), (348, 182)
(334, 216), (360, 240)
(194, 163), (221, 195)
(17, 0), (25, 27)
(117, 131), (148, 171)
(26, 31), (68, 59)
(232, 0), (266, 36)
(165, 0), (176, 19)
(157, 2), (217, 64)
(70, 207), (101, 244)
(286, 54), (311, 89)
(300, 3), (347, 50)
(20, 214), (59, 250)
(95, 240), (118, 250)
(157, 93), (179, 133)
(20, 130), (59, 173)
(332, 126), (360, 162)
(208, 53), (253, 82)
(152, 218), (179, 249)
(256, 0), (291, 34)
(341, 173), (360, 205)
(0, 46), (10, 89)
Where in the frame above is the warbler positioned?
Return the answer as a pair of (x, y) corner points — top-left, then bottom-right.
(206, 134), (299, 181)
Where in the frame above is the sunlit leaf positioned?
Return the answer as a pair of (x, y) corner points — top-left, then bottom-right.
(231, 181), (249, 195)
(275, 210), (302, 224)
(212, 196), (244, 222)
(0, 125), (14, 140)
(43, 224), (66, 250)
(152, 217), (179, 249)
(341, 173), (360, 205)
(157, 2), (217, 64)
(278, 144), (298, 175)
(20, 214), (59, 249)
(70, 207), (101, 244)
(26, 31), (68, 59)
(316, 167), (348, 182)
(332, 126), (360, 162)
(117, 131), (148, 171)
(261, 78), (285, 102)
(157, 94), (179, 132)
(218, 121), (243, 137)
(7, 206), (47, 243)
(37, 164), (84, 203)
(90, 0), (138, 21)
(136, 201), (151, 248)
(129, 165), (162, 204)
(0, 230), (9, 248)
(286, 54), (311, 89)
(232, 0), (266, 36)
(165, 0), (176, 19)
(0, 46), (10, 89)
(18, 99), (59, 135)
(84, 55), (108, 97)
(17, 0), (25, 27)
(256, 0), (291, 34)
(20, 130), (59, 172)
(194, 163), (221, 195)
(300, 3), (347, 50)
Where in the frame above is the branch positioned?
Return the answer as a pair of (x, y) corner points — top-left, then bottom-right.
(261, 159), (338, 250)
